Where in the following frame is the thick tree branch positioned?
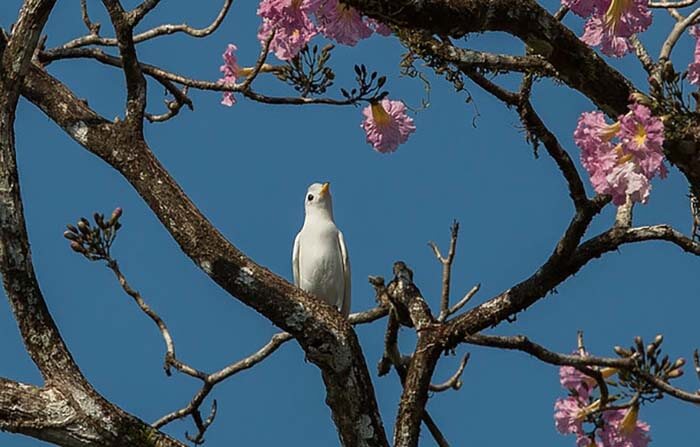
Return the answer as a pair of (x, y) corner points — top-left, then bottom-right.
(345, 0), (633, 116)
(386, 262), (443, 447)
(20, 63), (389, 447)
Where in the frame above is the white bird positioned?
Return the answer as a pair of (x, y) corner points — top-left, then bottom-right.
(292, 182), (351, 317)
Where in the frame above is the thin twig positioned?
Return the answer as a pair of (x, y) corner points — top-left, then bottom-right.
(446, 283), (480, 318)
(239, 30), (275, 91)
(58, 0), (233, 50)
(429, 354), (470, 392)
(464, 334), (636, 369)
(650, 0), (697, 7)
(431, 220), (460, 322)
(106, 259), (206, 379)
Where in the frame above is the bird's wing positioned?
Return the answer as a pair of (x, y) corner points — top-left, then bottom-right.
(338, 231), (351, 317)
(292, 232), (301, 287)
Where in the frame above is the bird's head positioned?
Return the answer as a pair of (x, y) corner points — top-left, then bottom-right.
(304, 182), (334, 219)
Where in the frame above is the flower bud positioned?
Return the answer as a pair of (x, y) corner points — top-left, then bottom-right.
(66, 224), (79, 234)
(673, 358), (686, 369)
(667, 368), (684, 378)
(70, 241), (86, 254)
(95, 212), (107, 229)
(109, 207), (123, 226)
(63, 230), (80, 242)
(77, 219), (90, 235)
(614, 346), (633, 357)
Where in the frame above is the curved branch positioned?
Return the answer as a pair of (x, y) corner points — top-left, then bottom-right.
(20, 62), (389, 447)
(58, 0), (233, 50)
(346, 0), (633, 116)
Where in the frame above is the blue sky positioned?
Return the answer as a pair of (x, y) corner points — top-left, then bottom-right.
(1, 1), (699, 446)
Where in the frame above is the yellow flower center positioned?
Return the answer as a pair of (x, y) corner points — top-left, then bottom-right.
(604, 0), (632, 32)
(371, 102), (392, 126)
(615, 143), (634, 165)
(633, 123), (647, 147)
(600, 121), (621, 142)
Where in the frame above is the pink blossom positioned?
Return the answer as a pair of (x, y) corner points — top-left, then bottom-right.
(618, 103), (666, 179)
(217, 44), (239, 107)
(316, 0), (373, 46)
(257, 0), (321, 60)
(560, 365), (597, 398)
(573, 104), (666, 205)
(559, 351), (597, 398)
(554, 396), (587, 436)
(600, 408), (651, 447)
(572, 0), (652, 57)
(581, 15), (634, 57)
(562, 0), (605, 18)
(361, 99), (415, 153)
(687, 26), (700, 85)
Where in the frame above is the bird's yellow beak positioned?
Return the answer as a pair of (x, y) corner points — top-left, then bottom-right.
(319, 182), (330, 196)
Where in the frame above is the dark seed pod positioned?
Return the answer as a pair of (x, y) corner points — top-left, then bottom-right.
(66, 224), (79, 234)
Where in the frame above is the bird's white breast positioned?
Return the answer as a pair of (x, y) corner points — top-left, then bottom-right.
(297, 220), (344, 309)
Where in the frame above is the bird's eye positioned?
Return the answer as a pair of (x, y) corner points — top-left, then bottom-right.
(307, 194), (314, 201)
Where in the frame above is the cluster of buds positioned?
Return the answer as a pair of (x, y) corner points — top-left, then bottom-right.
(614, 334), (685, 398)
(63, 208), (122, 261)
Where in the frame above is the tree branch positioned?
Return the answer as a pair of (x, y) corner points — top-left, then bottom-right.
(20, 62), (389, 446)
(57, 0), (233, 50)
(101, 0), (147, 128)
(346, 0), (633, 116)
(429, 220), (459, 322)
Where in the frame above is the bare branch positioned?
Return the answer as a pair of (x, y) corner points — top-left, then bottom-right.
(430, 220), (459, 322)
(239, 30), (275, 91)
(101, 0), (147, 127)
(429, 354), (470, 392)
(79, 0), (100, 34)
(464, 334), (635, 369)
(59, 0), (233, 50)
(39, 47), (363, 107)
(660, 7), (700, 61)
(446, 283), (480, 318)
(650, 0), (697, 7)
(635, 369), (700, 403)
(129, 0), (161, 25)
(517, 100), (589, 210)
(155, 303), (389, 434)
